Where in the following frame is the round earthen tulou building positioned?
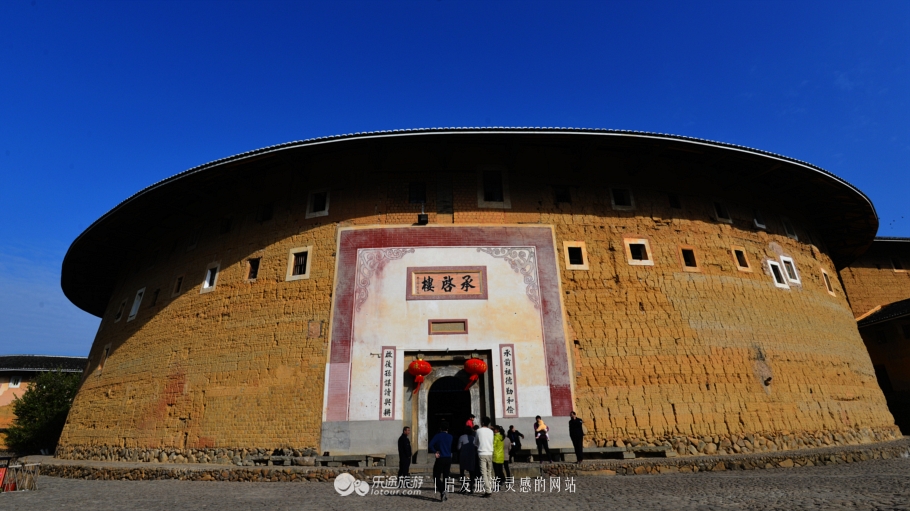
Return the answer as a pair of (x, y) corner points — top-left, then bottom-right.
(58, 128), (900, 464)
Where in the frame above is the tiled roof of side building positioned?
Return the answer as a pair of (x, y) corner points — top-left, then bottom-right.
(0, 355), (88, 372)
(873, 237), (910, 242)
(857, 297), (910, 328)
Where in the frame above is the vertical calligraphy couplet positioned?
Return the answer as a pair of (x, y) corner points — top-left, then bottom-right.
(379, 346), (396, 420)
(500, 344), (518, 418)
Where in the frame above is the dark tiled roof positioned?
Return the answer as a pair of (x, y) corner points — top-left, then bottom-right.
(0, 355), (87, 372)
(858, 298), (910, 328)
(874, 237), (910, 243)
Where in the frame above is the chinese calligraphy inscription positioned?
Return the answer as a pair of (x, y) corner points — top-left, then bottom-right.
(406, 266), (488, 301)
(379, 346), (396, 420)
(500, 344), (518, 417)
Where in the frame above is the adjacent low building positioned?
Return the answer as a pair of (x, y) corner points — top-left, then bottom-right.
(56, 128), (901, 463)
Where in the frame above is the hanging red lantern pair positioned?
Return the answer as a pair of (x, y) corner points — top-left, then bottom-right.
(408, 359), (432, 394)
(463, 358), (487, 390)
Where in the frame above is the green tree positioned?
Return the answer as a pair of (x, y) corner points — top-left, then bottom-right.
(5, 370), (81, 455)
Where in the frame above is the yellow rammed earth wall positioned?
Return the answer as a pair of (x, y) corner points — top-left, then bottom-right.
(840, 241), (910, 318)
(57, 137), (899, 462)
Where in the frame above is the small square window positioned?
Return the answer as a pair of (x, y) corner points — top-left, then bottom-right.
(285, 246), (313, 281)
(892, 258), (905, 272)
(201, 262), (220, 294)
(624, 238), (654, 266)
(172, 275), (184, 296)
(876, 330), (888, 345)
(483, 171), (504, 202)
(611, 188), (634, 210)
(477, 168), (511, 208)
(219, 217), (233, 234)
(822, 269), (835, 295)
(408, 182), (427, 204)
(554, 186), (572, 204)
(186, 228), (201, 251)
(714, 202), (732, 223)
(668, 194), (682, 209)
(9, 376), (21, 388)
(149, 288), (160, 307)
(731, 246), (751, 272)
(305, 189), (330, 219)
(768, 261), (789, 289)
(256, 203), (274, 222)
(780, 256), (800, 285)
(563, 241), (589, 270)
(678, 246), (699, 271)
(902, 324), (910, 340)
(114, 299), (126, 322)
(753, 208), (766, 229)
(247, 258), (261, 281)
(781, 218), (798, 240)
(126, 288), (145, 321)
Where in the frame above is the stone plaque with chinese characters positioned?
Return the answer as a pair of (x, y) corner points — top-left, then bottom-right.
(500, 344), (518, 417)
(379, 347), (396, 420)
(405, 266), (488, 301)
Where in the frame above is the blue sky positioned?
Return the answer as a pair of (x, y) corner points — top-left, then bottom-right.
(0, 1), (908, 356)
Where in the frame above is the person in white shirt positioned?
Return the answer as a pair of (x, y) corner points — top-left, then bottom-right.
(474, 416), (495, 498)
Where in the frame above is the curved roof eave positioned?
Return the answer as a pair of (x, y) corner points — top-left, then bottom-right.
(61, 127), (880, 316)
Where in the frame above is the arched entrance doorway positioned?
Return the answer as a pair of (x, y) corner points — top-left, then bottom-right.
(427, 376), (472, 440)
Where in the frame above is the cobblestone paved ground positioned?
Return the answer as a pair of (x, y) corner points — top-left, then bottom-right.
(3, 457), (909, 510)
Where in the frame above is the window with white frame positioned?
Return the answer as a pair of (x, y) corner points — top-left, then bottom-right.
(306, 189), (330, 219)
(779, 256), (800, 285)
(753, 208), (766, 229)
(623, 237), (654, 266)
(476, 167), (511, 209)
(127, 287), (145, 321)
(713, 202), (732, 223)
(610, 187), (635, 210)
(9, 376), (21, 388)
(200, 262), (220, 293)
(285, 246), (313, 281)
(781, 218), (798, 240)
(768, 260), (789, 289)
(563, 241), (589, 270)
(821, 268), (835, 296)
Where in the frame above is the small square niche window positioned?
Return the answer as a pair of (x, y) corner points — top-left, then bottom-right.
(554, 186), (572, 204)
(200, 262), (220, 294)
(892, 257), (905, 272)
(186, 228), (201, 251)
(781, 218), (798, 240)
(678, 245), (700, 272)
(408, 182), (427, 204)
(9, 376), (21, 388)
(731, 246), (751, 272)
(714, 202), (732, 223)
(477, 168), (511, 209)
(172, 275), (184, 296)
(753, 208), (766, 229)
(668, 194), (682, 209)
(114, 299), (127, 322)
(563, 241), (589, 270)
(821, 269), (835, 296)
(126, 288), (145, 321)
(306, 190), (330, 219)
(624, 238), (654, 266)
(247, 257), (261, 281)
(285, 246), (313, 281)
(610, 188), (634, 210)
(256, 203), (274, 222)
(768, 260), (789, 289)
(780, 256), (800, 284)
(149, 288), (160, 307)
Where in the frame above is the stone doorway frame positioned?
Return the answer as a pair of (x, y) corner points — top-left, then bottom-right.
(403, 350), (493, 463)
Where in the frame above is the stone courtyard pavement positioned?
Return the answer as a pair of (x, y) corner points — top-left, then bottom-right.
(2, 456), (910, 510)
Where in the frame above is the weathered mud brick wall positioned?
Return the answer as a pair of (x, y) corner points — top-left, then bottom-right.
(839, 240), (910, 317)
(58, 132), (899, 462)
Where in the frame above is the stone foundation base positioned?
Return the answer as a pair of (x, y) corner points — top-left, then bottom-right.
(54, 445), (319, 466)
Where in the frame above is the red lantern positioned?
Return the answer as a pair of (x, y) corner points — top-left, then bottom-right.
(408, 359), (432, 394)
(463, 358), (487, 390)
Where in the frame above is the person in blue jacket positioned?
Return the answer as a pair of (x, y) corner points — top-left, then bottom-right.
(428, 421), (454, 502)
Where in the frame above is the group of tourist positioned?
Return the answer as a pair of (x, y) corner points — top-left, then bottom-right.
(397, 412), (586, 501)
